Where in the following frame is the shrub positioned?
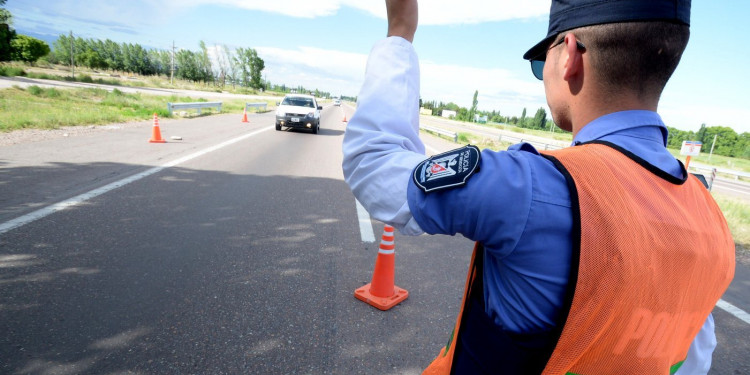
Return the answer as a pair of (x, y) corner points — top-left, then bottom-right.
(0, 66), (25, 77)
(27, 85), (43, 95)
(457, 132), (471, 143)
(42, 88), (62, 99)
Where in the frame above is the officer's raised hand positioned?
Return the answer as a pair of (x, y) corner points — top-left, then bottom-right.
(386, 0), (418, 43)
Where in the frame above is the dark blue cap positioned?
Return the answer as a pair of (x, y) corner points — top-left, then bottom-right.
(523, 0), (691, 60)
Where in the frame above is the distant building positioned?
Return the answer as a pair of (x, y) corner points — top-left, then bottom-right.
(441, 110), (456, 119)
(419, 108), (432, 115)
(474, 114), (488, 124)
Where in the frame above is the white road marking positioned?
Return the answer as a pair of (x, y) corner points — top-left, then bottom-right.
(355, 199), (375, 243)
(0, 126), (273, 235)
(713, 185), (750, 195)
(716, 299), (750, 325)
(424, 143), (439, 155)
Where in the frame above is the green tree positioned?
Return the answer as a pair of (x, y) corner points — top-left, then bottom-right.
(457, 107), (469, 121)
(102, 39), (123, 71)
(223, 45), (238, 88)
(175, 49), (200, 81)
(469, 90), (478, 122)
(737, 133), (750, 159)
(51, 33), (75, 69)
(79, 47), (105, 69)
(666, 126), (694, 149)
(248, 48), (265, 90)
(704, 126), (740, 157)
(234, 47), (252, 87)
(696, 123), (707, 144)
(10, 35), (51, 63)
(532, 107), (548, 130)
(0, 2), (15, 62)
(198, 41), (213, 84)
(234, 47), (265, 89)
(214, 44), (228, 86)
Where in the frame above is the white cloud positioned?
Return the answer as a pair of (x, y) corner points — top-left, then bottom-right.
(420, 60), (545, 115)
(179, 0), (342, 18)
(168, 0), (549, 25)
(250, 44), (546, 117)
(660, 101), (750, 134)
(254, 45), (369, 96)
(351, 0), (550, 25)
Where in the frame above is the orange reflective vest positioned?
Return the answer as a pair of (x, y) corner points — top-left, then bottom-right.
(423, 142), (735, 375)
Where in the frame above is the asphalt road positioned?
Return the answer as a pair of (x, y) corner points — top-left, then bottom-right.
(710, 178), (750, 202)
(0, 104), (748, 374)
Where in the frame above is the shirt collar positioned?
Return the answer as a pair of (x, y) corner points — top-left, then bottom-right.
(572, 110), (668, 147)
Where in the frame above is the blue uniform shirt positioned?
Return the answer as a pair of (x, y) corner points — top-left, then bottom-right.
(408, 110), (682, 333)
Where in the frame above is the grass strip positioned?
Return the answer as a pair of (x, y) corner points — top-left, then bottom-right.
(713, 194), (750, 249)
(0, 85), (265, 132)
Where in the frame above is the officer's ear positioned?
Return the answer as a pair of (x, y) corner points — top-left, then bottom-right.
(562, 33), (584, 81)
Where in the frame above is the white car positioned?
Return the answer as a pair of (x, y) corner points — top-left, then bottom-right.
(275, 94), (322, 134)
(333, 99), (341, 106)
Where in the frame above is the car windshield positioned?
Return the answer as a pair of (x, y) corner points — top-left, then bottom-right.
(282, 97), (314, 108)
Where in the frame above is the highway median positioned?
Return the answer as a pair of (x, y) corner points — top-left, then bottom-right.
(0, 85), (257, 132)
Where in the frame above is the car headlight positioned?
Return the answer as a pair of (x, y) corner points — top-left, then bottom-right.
(276, 111), (286, 117)
(306, 112), (314, 118)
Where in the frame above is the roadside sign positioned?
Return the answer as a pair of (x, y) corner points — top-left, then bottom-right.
(680, 141), (702, 156)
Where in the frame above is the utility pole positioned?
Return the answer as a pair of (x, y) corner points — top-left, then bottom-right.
(709, 134), (717, 161)
(69, 31), (74, 78)
(170, 40), (175, 85)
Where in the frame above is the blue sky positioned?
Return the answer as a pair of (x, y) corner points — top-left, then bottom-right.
(7, 0), (750, 134)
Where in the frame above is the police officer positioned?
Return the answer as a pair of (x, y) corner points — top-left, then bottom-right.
(342, 0), (735, 374)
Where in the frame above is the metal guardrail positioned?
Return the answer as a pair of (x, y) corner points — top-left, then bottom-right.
(419, 124), (747, 181)
(497, 134), (564, 151)
(245, 102), (268, 112)
(420, 124), (457, 142)
(167, 102), (222, 115)
(689, 164), (749, 181)
(420, 123), (566, 150)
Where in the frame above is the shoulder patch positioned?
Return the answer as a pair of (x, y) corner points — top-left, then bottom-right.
(413, 145), (481, 193)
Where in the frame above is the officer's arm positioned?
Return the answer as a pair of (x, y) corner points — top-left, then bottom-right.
(386, 0), (418, 42)
(341, 0), (426, 235)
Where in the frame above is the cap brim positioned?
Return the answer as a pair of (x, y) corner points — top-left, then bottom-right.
(523, 34), (557, 60)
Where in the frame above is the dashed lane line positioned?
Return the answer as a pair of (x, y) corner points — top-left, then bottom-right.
(424, 143), (439, 155)
(0, 126), (273, 236)
(355, 199), (376, 243)
(716, 299), (750, 325)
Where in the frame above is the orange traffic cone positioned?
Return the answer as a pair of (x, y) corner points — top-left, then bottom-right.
(241, 107), (249, 123)
(342, 112), (348, 122)
(354, 224), (409, 310)
(149, 113), (166, 143)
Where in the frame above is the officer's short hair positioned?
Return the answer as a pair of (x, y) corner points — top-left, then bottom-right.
(571, 21), (690, 100)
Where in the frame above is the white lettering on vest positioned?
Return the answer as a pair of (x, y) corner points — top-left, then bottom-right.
(613, 308), (704, 359)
